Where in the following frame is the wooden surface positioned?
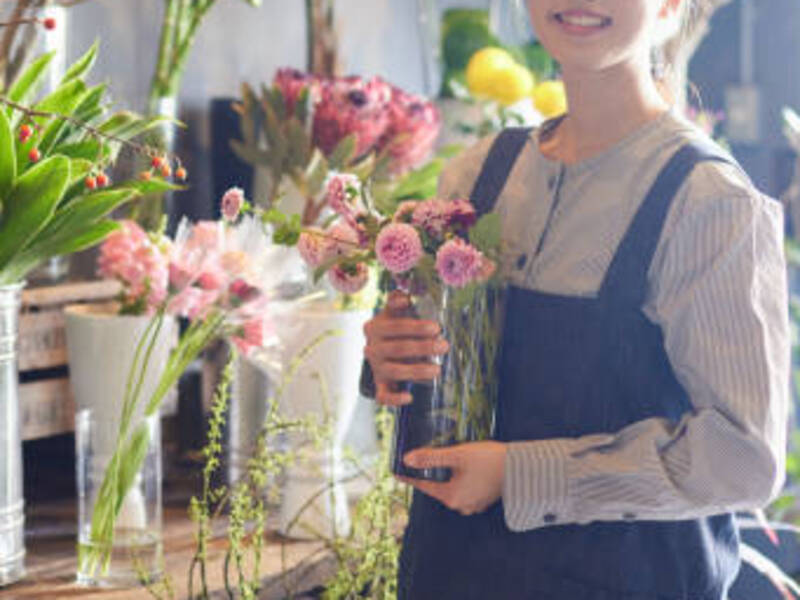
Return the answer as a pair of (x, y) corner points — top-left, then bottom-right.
(1, 477), (332, 599)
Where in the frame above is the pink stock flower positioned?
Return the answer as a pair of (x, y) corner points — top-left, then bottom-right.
(273, 68), (318, 117)
(328, 262), (369, 295)
(435, 238), (484, 288)
(412, 199), (449, 237)
(312, 75), (392, 157)
(97, 220), (169, 314)
(221, 187), (245, 222)
(375, 223), (423, 274)
(379, 86), (441, 175)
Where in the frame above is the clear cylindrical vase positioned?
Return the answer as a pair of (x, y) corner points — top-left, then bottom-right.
(75, 409), (163, 587)
(392, 285), (503, 482)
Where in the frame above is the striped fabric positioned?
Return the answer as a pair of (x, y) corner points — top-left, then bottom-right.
(438, 109), (790, 532)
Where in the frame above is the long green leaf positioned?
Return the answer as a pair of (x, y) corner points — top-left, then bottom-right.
(62, 41), (99, 83)
(0, 110), (15, 200)
(0, 155), (70, 270)
(5, 51), (55, 119)
(20, 219), (118, 264)
(328, 134), (357, 170)
(35, 189), (134, 244)
(35, 81), (91, 156)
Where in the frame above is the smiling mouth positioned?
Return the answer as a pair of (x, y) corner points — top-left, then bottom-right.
(553, 11), (613, 29)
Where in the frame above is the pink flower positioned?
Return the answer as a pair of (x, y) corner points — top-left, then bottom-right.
(297, 228), (335, 268)
(167, 286), (217, 320)
(325, 173), (362, 220)
(375, 223), (423, 274)
(412, 200), (448, 237)
(168, 263), (193, 290)
(435, 238), (484, 288)
(221, 187), (245, 222)
(273, 68), (318, 117)
(312, 75), (392, 157)
(476, 257), (497, 282)
(187, 221), (223, 251)
(197, 269), (226, 291)
(328, 222), (359, 256)
(444, 199), (477, 230)
(379, 86), (441, 175)
(393, 200), (418, 224)
(229, 279), (261, 304)
(328, 262), (369, 295)
(231, 319), (272, 356)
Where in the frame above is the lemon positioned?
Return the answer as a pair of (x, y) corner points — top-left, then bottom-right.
(487, 63), (535, 106)
(532, 80), (568, 118)
(465, 47), (516, 98)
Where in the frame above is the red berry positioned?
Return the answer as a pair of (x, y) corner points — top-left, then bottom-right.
(84, 176), (97, 190)
(151, 156), (164, 169)
(18, 124), (32, 143)
(42, 17), (56, 30)
(28, 148), (40, 163)
(140, 170), (153, 181)
(160, 164), (172, 178)
(96, 172), (109, 187)
(175, 167), (187, 181)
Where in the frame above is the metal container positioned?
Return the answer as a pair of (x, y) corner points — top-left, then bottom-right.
(0, 283), (25, 586)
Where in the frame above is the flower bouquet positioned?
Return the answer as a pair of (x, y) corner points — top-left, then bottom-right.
(269, 173), (504, 482)
(79, 200), (278, 582)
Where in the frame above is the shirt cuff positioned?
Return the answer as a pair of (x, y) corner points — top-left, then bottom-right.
(502, 439), (573, 532)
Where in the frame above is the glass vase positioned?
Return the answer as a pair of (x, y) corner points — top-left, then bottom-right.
(392, 284), (503, 482)
(75, 409), (163, 588)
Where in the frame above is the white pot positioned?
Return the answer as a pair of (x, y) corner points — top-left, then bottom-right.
(274, 300), (372, 540)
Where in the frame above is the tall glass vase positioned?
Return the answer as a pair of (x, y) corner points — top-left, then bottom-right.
(76, 409), (162, 588)
(0, 283), (25, 586)
(392, 285), (503, 482)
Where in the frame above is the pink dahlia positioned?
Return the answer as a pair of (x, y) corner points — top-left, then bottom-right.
(435, 238), (484, 288)
(328, 262), (369, 295)
(221, 187), (245, 222)
(375, 223), (423, 274)
(272, 68), (318, 117)
(379, 86), (441, 175)
(412, 199), (448, 237)
(328, 222), (360, 256)
(393, 200), (419, 224)
(312, 75), (392, 157)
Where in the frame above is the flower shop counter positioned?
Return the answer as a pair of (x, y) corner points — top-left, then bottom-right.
(8, 480), (333, 599)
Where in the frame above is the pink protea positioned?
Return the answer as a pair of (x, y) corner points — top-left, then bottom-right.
(379, 86), (441, 175)
(297, 228), (335, 268)
(97, 220), (169, 314)
(221, 187), (245, 222)
(312, 75), (392, 157)
(272, 68), (318, 117)
(328, 262), (369, 295)
(375, 223), (423, 274)
(412, 199), (449, 237)
(435, 238), (484, 288)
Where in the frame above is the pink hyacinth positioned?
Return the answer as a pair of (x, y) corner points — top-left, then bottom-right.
(435, 238), (484, 288)
(97, 220), (169, 314)
(328, 262), (369, 295)
(221, 187), (245, 222)
(379, 86), (441, 175)
(297, 228), (335, 268)
(312, 75), (392, 157)
(273, 68), (318, 117)
(375, 223), (423, 274)
(412, 199), (449, 237)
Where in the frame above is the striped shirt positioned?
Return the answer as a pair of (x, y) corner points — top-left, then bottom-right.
(438, 109), (790, 532)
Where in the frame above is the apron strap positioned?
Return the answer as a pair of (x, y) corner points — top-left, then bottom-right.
(469, 127), (532, 216)
(599, 142), (735, 307)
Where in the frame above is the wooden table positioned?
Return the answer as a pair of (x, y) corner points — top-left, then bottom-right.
(1, 475), (334, 599)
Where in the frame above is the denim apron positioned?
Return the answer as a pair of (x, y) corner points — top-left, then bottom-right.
(398, 129), (741, 599)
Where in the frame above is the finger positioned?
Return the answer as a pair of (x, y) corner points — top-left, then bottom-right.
(397, 476), (451, 504)
(404, 446), (461, 470)
(365, 318), (440, 340)
(375, 381), (412, 406)
(380, 361), (441, 382)
(365, 338), (449, 361)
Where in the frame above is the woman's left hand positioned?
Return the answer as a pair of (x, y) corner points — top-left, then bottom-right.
(399, 441), (507, 516)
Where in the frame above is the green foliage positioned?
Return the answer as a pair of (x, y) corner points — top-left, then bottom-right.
(0, 45), (172, 284)
(469, 212), (502, 255)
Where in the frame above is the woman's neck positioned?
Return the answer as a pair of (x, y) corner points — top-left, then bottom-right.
(542, 58), (671, 164)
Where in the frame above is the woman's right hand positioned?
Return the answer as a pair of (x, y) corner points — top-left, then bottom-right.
(363, 290), (450, 406)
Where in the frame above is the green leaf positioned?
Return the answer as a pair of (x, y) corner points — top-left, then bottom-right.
(390, 159), (444, 201)
(28, 79), (88, 158)
(305, 149), (329, 197)
(0, 110), (16, 200)
(5, 51), (55, 118)
(52, 139), (103, 160)
(0, 155), (70, 271)
(230, 139), (272, 166)
(287, 118), (311, 169)
(72, 83), (108, 124)
(32, 189), (135, 245)
(67, 159), (93, 187)
(117, 177), (184, 195)
(469, 212), (502, 253)
(62, 41), (99, 83)
(328, 134), (357, 170)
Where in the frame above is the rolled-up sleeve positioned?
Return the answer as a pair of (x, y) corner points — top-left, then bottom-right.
(502, 189), (790, 532)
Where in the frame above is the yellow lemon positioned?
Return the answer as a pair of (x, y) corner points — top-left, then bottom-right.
(465, 47), (516, 98)
(532, 80), (568, 118)
(487, 63), (535, 106)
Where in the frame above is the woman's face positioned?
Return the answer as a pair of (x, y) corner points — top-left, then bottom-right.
(527, 0), (676, 74)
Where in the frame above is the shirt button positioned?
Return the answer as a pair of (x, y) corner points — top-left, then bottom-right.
(543, 513), (557, 524)
(516, 254), (527, 269)
(623, 513), (636, 521)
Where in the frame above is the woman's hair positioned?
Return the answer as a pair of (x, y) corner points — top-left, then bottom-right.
(652, 0), (698, 103)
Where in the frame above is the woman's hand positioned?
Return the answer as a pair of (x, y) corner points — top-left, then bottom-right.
(363, 290), (449, 406)
(399, 441), (507, 516)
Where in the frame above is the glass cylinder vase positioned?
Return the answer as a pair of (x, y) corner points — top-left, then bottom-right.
(75, 409), (163, 588)
(392, 284), (503, 482)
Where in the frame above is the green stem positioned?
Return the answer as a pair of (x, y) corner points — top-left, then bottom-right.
(149, 0), (180, 112)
